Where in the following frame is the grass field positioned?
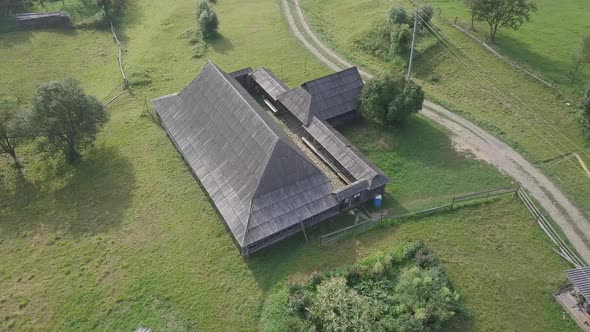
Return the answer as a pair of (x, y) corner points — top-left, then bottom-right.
(300, 0), (590, 221)
(427, 0), (590, 97)
(0, 0), (580, 330)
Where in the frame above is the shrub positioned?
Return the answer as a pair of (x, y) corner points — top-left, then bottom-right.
(360, 72), (424, 125)
(388, 6), (410, 26)
(196, 0), (219, 39)
(310, 277), (376, 332)
(393, 267), (461, 331)
(582, 86), (590, 131)
(260, 242), (464, 332)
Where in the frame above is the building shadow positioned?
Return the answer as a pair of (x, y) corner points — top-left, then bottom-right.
(0, 144), (135, 238)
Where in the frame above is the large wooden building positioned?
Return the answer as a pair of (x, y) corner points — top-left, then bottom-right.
(152, 61), (389, 255)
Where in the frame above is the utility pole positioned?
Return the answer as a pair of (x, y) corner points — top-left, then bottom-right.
(407, 12), (419, 80)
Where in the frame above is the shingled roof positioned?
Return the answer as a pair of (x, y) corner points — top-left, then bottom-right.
(152, 61), (338, 253)
(305, 116), (389, 190)
(250, 67), (289, 101)
(278, 67), (363, 125)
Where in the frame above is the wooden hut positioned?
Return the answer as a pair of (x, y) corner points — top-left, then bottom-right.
(278, 67), (363, 126)
(15, 12), (71, 29)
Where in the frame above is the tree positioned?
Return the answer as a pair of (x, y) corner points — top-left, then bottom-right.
(196, 0), (219, 39)
(462, 0), (480, 31)
(416, 5), (434, 30)
(473, 0), (537, 42)
(570, 35), (590, 82)
(392, 267), (461, 331)
(582, 86), (590, 130)
(0, 98), (31, 168)
(360, 73), (424, 125)
(309, 277), (377, 332)
(388, 6), (411, 26)
(31, 79), (107, 164)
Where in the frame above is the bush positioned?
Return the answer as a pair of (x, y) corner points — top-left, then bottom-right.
(582, 86), (590, 131)
(388, 6), (411, 26)
(390, 23), (412, 54)
(261, 242), (464, 332)
(310, 277), (376, 332)
(196, 0), (219, 39)
(360, 72), (425, 125)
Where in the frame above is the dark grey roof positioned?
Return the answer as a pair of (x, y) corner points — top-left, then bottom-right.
(334, 179), (369, 201)
(567, 268), (590, 300)
(228, 67), (253, 79)
(305, 116), (389, 190)
(152, 61), (337, 251)
(278, 67), (363, 125)
(250, 67), (289, 101)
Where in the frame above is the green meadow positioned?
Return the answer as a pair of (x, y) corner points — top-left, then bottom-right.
(0, 0), (579, 330)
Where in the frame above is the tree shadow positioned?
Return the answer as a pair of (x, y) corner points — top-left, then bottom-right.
(208, 33), (234, 54)
(339, 115), (476, 171)
(245, 214), (362, 293)
(0, 144), (135, 238)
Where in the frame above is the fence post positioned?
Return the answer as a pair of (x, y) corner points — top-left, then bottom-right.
(454, 16), (457, 24)
(451, 196), (456, 209)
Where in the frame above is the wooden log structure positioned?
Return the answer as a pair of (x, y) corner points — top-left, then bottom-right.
(15, 11), (71, 29)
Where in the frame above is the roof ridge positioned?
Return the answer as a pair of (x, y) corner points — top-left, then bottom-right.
(242, 137), (279, 247)
(302, 66), (359, 87)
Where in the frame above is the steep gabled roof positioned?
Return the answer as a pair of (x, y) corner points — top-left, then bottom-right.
(152, 61), (337, 250)
(250, 67), (289, 101)
(305, 116), (390, 190)
(278, 67), (363, 125)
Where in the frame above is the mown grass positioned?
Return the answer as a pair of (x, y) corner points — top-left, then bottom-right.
(0, 0), (579, 330)
(300, 0), (590, 222)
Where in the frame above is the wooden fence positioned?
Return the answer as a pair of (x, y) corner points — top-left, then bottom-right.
(110, 22), (128, 88)
(435, 13), (573, 103)
(320, 186), (519, 246)
(517, 188), (585, 267)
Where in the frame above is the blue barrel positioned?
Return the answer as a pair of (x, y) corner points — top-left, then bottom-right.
(373, 194), (383, 208)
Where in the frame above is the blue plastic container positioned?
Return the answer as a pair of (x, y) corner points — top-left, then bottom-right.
(373, 194), (383, 208)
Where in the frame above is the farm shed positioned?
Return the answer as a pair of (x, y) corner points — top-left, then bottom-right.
(15, 11), (71, 29)
(278, 67), (363, 126)
(152, 61), (340, 255)
(554, 268), (590, 331)
(303, 116), (389, 204)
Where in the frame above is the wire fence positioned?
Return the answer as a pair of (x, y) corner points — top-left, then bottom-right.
(435, 13), (574, 104)
(517, 188), (586, 267)
(320, 186), (520, 246)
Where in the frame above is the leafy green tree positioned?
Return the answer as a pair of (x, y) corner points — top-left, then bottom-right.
(462, 0), (480, 31)
(388, 6), (410, 26)
(473, 0), (537, 42)
(360, 73), (425, 125)
(416, 5), (434, 29)
(310, 277), (377, 332)
(0, 98), (31, 168)
(582, 86), (590, 130)
(196, 0), (219, 39)
(31, 79), (108, 164)
(392, 267), (461, 331)
(570, 35), (590, 82)
(389, 23), (413, 54)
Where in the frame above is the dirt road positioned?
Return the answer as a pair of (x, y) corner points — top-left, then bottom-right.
(282, 0), (590, 263)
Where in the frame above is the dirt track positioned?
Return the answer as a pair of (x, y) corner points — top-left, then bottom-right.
(282, 0), (590, 263)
